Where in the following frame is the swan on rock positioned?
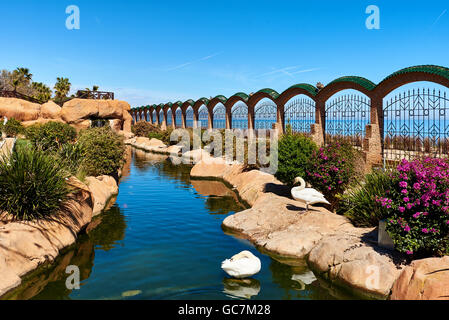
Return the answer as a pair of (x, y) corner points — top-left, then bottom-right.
(291, 177), (330, 212)
(221, 251), (261, 279)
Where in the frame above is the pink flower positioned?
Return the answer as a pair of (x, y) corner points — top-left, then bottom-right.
(403, 197), (410, 203)
(399, 181), (408, 188)
(399, 207), (405, 213)
(401, 189), (408, 194)
(406, 250), (413, 255)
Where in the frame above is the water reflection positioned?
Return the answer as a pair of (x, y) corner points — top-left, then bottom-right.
(222, 278), (261, 300)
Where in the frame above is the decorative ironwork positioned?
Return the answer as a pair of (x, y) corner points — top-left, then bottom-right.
(198, 105), (209, 128)
(284, 97), (315, 134)
(254, 100), (277, 130)
(159, 110), (164, 124)
(231, 102), (248, 129)
(325, 94), (370, 147)
(152, 110), (157, 124)
(167, 109), (173, 126)
(383, 88), (449, 163)
(76, 90), (114, 100)
(186, 107), (194, 128)
(175, 108), (183, 128)
(213, 103), (226, 129)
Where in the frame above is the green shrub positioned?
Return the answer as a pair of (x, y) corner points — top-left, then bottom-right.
(78, 127), (125, 176)
(275, 129), (317, 185)
(306, 141), (361, 208)
(56, 142), (86, 178)
(0, 147), (70, 221)
(338, 169), (393, 227)
(26, 121), (77, 151)
(132, 121), (160, 137)
(3, 118), (24, 137)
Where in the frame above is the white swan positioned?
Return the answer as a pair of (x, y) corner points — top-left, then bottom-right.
(291, 177), (330, 212)
(221, 251), (261, 279)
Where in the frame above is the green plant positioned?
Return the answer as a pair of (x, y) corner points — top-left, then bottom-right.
(3, 118), (24, 137)
(338, 169), (393, 227)
(56, 142), (86, 178)
(132, 121), (160, 137)
(275, 128), (317, 185)
(306, 140), (360, 208)
(26, 121), (77, 151)
(78, 127), (125, 176)
(0, 147), (70, 221)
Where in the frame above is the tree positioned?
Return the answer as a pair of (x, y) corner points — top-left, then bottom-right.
(11, 67), (33, 94)
(32, 82), (52, 102)
(54, 77), (71, 104)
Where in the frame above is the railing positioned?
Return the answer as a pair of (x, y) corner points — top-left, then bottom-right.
(76, 90), (114, 100)
(0, 90), (43, 104)
(129, 65), (449, 167)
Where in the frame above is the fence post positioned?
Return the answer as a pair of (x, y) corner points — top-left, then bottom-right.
(171, 110), (176, 129)
(193, 109), (199, 128)
(276, 102), (285, 136)
(363, 95), (383, 170)
(208, 109), (214, 130)
(311, 99), (325, 146)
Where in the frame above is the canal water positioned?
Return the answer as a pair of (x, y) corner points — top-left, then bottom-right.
(3, 148), (355, 300)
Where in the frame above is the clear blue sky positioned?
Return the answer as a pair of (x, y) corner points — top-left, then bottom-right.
(1, 0), (448, 106)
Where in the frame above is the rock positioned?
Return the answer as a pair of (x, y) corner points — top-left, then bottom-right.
(390, 256), (449, 300)
(85, 176), (119, 216)
(166, 145), (183, 155)
(307, 231), (402, 299)
(0, 176), (93, 297)
(190, 157), (230, 179)
(22, 118), (65, 128)
(40, 101), (62, 119)
(0, 98), (41, 121)
(182, 149), (212, 163)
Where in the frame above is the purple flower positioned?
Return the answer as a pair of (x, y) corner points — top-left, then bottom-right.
(422, 228), (429, 234)
(401, 189), (408, 194)
(399, 181), (408, 188)
(399, 207), (405, 213)
(403, 197), (410, 203)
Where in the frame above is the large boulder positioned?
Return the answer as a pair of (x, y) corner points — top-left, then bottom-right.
(85, 176), (119, 216)
(0, 98), (41, 121)
(40, 101), (62, 119)
(307, 231), (403, 299)
(60, 98), (130, 124)
(390, 256), (449, 300)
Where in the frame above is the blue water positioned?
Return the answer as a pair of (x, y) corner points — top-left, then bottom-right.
(2, 149), (357, 300)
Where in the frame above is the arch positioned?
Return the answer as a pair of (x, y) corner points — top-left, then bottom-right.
(248, 88), (280, 107)
(254, 98), (277, 130)
(166, 108), (173, 126)
(277, 83), (317, 105)
(376, 65), (449, 98)
(159, 109), (164, 125)
(284, 94), (316, 134)
(175, 107), (183, 128)
(152, 109), (158, 125)
(231, 101), (249, 130)
(185, 106), (194, 128)
(198, 104), (209, 128)
(317, 76), (375, 103)
(325, 90), (371, 147)
(213, 103), (226, 129)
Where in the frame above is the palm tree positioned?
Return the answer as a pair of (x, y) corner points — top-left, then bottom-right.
(54, 77), (71, 104)
(32, 82), (52, 102)
(12, 67), (33, 93)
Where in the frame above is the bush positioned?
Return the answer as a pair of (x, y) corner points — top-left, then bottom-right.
(0, 147), (70, 221)
(3, 118), (24, 137)
(26, 121), (77, 151)
(78, 127), (125, 176)
(132, 121), (160, 137)
(275, 129), (317, 185)
(306, 141), (360, 208)
(56, 142), (86, 178)
(380, 158), (449, 257)
(338, 169), (393, 227)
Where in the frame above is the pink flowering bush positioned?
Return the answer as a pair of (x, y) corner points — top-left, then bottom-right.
(306, 141), (360, 208)
(380, 158), (449, 257)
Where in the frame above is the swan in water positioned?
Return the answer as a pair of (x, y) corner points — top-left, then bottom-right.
(291, 177), (330, 212)
(221, 251), (261, 279)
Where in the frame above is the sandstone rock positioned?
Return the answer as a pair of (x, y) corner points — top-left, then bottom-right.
(60, 99), (130, 124)
(22, 118), (65, 128)
(85, 176), (119, 216)
(390, 256), (449, 300)
(182, 149), (212, 163)
(118, 130), (135, 140)
(308, 231), (402, 299)
(40, 101), (62, 119)
(166, 145), (183, 155)
(0, 98), (41, 121)
(190, 156), (230, 179)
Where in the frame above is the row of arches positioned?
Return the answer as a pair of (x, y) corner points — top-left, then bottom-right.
(130, 65), (449, 164)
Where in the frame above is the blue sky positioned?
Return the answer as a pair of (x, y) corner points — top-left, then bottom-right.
(1, 0), (448, 106)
